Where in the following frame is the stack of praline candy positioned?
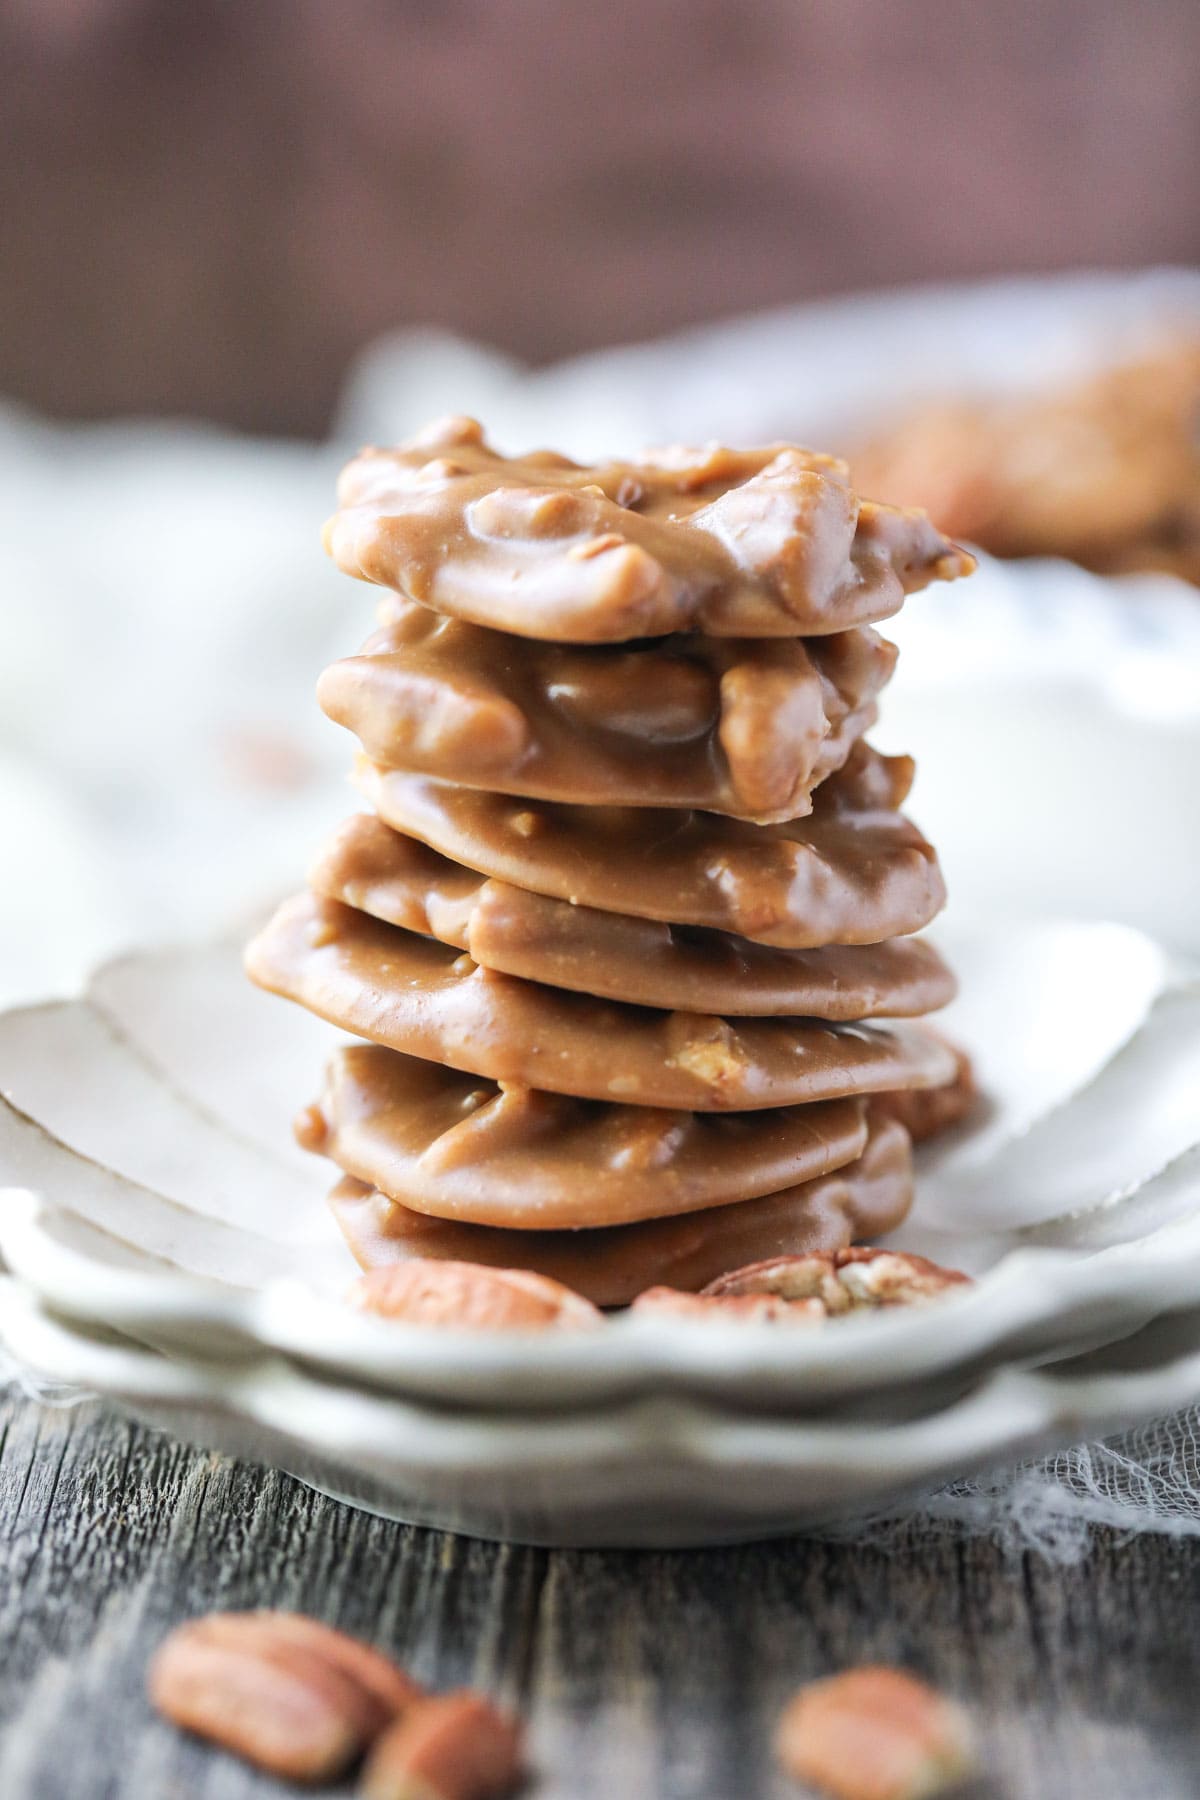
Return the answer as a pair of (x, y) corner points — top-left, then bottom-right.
(246, 418), (975, 1307)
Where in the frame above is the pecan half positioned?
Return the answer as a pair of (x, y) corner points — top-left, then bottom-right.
(775, 1666), (977, 1800)
(631, 1246), (969, 1323)
(629, 1286), (826, 1325)
(148, 1611), (421, 1783)
(361, 1689), (525, 1800)
(708, 1245), (970, 1309)
(346, 1259), (601, 1330)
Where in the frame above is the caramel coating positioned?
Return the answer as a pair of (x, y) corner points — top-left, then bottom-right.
(358, 739), (945, 949)
(317, 593), (894, 822)
(248, 892), (957, 1112)
(329, 1115), (913, 1307)
(311, 814), (957, 1019)
(870, 1035), (978, 1144)
(252, 419), (972, 1259)
(304, 1043), (870, 1230)
(326, 416), (974, 643)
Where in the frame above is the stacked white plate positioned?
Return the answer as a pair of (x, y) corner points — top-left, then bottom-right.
(3, 905), (1200, 1548)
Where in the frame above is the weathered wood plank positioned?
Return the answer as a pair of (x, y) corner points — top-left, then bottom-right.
(0, 1389), (1197, 1798)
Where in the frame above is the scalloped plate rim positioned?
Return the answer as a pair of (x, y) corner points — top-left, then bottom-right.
(5, 1278), (1200, 1546)
(4, 1181), (1200, 1409)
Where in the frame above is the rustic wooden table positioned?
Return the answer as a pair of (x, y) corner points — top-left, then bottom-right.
(1, 1387), (1196, 1799)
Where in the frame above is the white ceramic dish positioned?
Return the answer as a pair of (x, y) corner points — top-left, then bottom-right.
(6, 1278), (1200, 1547)
(2, 916), (1200, 1422)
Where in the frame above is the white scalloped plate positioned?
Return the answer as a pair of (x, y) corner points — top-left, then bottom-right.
(3, 917), (1200, 1420)
(6, 1278), (1200, 1546)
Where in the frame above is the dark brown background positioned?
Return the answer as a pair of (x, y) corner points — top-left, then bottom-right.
(3, 0), (1199, 436)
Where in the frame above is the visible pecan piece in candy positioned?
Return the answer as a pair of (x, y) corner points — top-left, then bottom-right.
(775, 1665), (977, 1800)
(347, 1259), (601, 1331)
(307, 1043), (868, 1231)
(362, 1689), (525, 1800)
(148, 1611), (422, 1783)
(314, 591), (894, 825)
(356, 739), (948, 954)
(246, 889), (956, 1115)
